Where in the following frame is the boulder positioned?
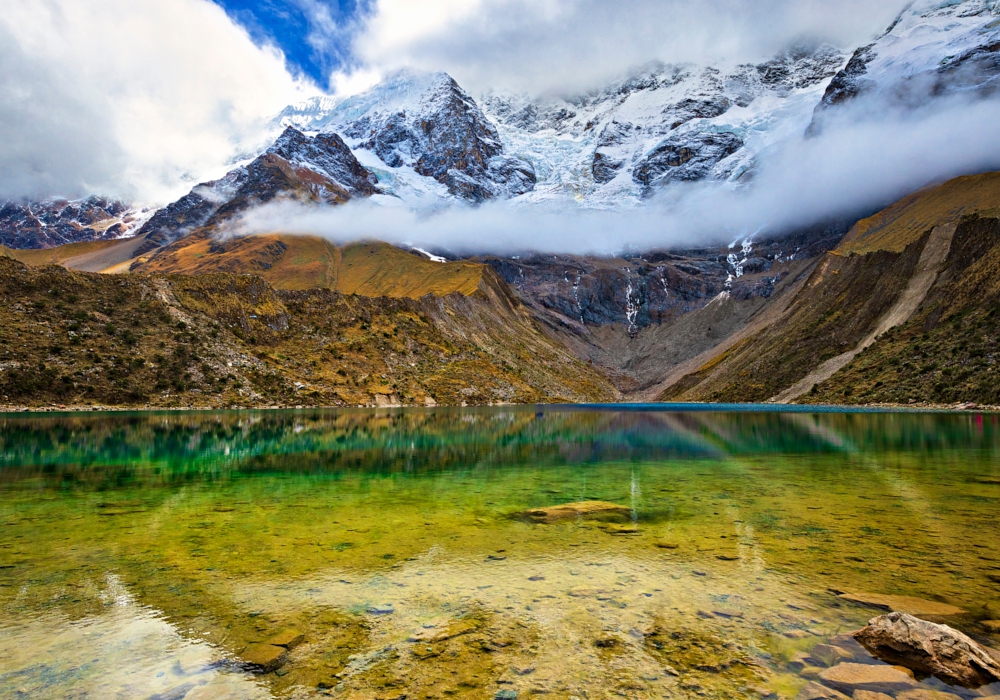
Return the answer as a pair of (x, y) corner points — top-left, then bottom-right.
(854, 612), (1000, 688)
(817, 663), (916, 694)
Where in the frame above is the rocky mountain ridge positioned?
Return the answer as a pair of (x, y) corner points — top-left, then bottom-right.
(131, 127), (379, 256)
(279, 71), (537, 202)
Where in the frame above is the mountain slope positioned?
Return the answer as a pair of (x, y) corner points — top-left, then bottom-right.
(806, 212), (1000, 406)
(133, 234), (491, 299)
(132, 127), (379, 256)
(650, 171), (1000, 404)
(0, 257), (616, 409)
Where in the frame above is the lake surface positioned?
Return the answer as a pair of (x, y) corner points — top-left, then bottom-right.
(1, 406), (999, 700)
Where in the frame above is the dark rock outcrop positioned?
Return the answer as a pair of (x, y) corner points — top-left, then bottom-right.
(854, 612), (1000, 688)
(633, 131), (744, 188)
(134, 127), (378, 255)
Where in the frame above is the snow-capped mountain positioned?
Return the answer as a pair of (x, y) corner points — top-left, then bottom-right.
(278, 49), (847, 209)
(4, 0), (999, 251)
(810, 0), (1000, 131)
(278, 71), (536, 203)
(0, 197), (150, 249)
(480, 45), (848, 207)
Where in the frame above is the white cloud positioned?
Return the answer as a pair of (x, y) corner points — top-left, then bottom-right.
(0, 0), (314, 204)
(344, 0), (910, 95)
(235, 94), (1000, 255)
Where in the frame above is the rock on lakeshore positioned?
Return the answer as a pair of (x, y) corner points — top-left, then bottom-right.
(854, 612), (1000, 688)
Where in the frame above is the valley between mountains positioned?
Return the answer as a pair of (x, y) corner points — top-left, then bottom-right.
(2, 170), (1000, 411)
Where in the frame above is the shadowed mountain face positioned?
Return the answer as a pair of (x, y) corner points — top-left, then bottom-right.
(132, 128), (379, 256)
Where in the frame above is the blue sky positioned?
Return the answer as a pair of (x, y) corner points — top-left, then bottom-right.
(212, 0), (371, 86)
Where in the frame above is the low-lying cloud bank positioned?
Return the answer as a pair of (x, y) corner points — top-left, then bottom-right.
(347, 0), (907, 96)
(236, 95), (1000, 256)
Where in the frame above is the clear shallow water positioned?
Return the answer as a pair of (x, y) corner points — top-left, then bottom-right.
(1, 406), (999, 700)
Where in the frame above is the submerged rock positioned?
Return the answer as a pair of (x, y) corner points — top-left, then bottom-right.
(809, 643), (855, 667)
(895, 690), (963, 700)
(852, 691), (893, 700)
(408, 620), (477, 643)
(266, 629), (305, 649)
(240, 643), (289, 672)
(796, 680), (850, 700)
(521, 501), (630, 523)
(817, 662), (916, 694)
(854, 612), (1000, 688)
(836, 592), (965, 618)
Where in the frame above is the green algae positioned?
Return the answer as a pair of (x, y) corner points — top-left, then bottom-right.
(1, 407), (999, 699)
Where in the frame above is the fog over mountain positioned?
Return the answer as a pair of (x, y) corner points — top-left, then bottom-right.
(3, 0), (1000, 255)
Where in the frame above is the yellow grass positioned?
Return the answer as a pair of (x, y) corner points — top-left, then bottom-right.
(837, 172), (1000, 255)
(134, 232), (485, 299)
(0, 239), (125, 266)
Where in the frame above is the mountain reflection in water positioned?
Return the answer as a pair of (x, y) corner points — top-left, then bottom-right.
(1, 407), (998, 700)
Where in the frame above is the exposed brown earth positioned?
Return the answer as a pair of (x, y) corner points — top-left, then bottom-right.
(0, 257), (615, 410)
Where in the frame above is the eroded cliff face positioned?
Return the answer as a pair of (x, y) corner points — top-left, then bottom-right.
(480, 223), (846, 334)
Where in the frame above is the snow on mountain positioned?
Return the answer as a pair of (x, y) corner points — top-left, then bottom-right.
(810, 0), (1000, 130)
(481, 45), (848, 208)
(279, 70), (536, 203)
(271, 1), (1000, 213)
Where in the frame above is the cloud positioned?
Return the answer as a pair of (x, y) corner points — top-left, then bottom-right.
(0, 0), (313, 204)
(343, 0), (910, 95)
(235, 93), (1000, 255)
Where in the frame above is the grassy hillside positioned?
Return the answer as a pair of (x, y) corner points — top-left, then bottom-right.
(656, 172), (1000, 405)
(0, 258), (616, 410)
(133, 233), (487, 299)
(807, 213), (1000, 406)
(1, 239), (125, 267)
(837, 172), (1000, 255)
